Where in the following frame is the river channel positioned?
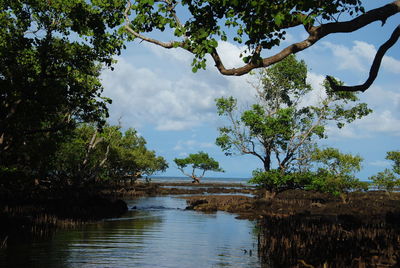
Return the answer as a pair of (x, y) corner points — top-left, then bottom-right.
(0, 196), (261, 268)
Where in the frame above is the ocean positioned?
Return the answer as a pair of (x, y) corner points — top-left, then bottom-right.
(149, 176), (251, 184)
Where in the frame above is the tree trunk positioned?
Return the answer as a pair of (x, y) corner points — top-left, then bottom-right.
(264, 190), (276, 200)
(339, 193), (348, 204)
(191, 176), (201, 184)
(263, 153), (271, 171)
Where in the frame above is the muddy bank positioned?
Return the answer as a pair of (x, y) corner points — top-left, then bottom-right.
(115, 182), (400, 223)
(182, 190), (400, 223)
(0, 194), (127, 247)
(182, 190), (400, 266)
(113, 181), (254, 197)
(257, 214), (400, 267)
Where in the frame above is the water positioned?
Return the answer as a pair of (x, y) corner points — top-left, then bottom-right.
(0, 196), (261, 268)
(150, 176), (252, 184)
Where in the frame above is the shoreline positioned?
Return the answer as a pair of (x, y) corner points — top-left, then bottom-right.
(147, 182), (400, 223)
(2, 180), (400, 248)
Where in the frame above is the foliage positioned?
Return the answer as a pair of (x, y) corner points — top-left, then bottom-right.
(216, 55), (371, 176)
(126, 0), (366, 71)
(369, 150), (400, 192)
(0, 0), (126, 188)
(308, 147), (367, 201)
(124, 0), (399, 89)
(216, 56), (370, 197)
(173, 151), (223, 183)
(370, 169), (399, 192)
(386, 151), (400, 175)
(249, 169), (314, 198)
(50, 124), (168, 187)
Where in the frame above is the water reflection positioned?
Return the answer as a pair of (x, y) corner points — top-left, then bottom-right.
(258, 215), (400, 268)
(3, 196), (399, 267)
(0, 196), (260, 268)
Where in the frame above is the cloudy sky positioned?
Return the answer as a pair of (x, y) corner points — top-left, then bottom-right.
(101, 1), (399, 180)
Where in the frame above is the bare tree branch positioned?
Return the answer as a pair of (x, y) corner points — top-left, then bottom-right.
(178, 167), (191, 178)
(124, 0), (183, 49)
(99, 144), (110, 167)
(199, 169), (206, 179)
(125, 0), (399, 88)
(82, 131), (103, 167)
(327, 24), (400, 92)
(209, 1), (400, 76)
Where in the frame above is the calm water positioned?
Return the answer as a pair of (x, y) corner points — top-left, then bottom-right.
(150, 176), (252, 184)
(0, 196), (261, 268)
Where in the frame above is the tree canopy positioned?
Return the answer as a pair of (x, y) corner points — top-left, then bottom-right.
(0, 1), (126, 173)
(386, 151), (400, 175)
(369, 150), (400, 192)
(216, 55), (371, 197)
(51, 124), (168, 187)
(174, 151), (223, 183)
(1, 0), (126, 156)
(0, 1), (128, 198)
(309, 147), (368, 202)
(216, 55), (371, 174)
(124, 0), (400, 92)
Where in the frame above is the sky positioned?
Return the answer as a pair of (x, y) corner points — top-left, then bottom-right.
(101, 1), (400, 180)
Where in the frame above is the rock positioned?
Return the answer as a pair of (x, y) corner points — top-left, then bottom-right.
(311, 202), (325, 208)
(185, 199), (208, 210)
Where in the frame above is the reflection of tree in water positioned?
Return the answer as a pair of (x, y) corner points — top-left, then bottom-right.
(257, 215), (400, 267)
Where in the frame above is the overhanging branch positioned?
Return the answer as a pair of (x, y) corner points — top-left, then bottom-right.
(124, 0), (182, 49)
(327, 24), (400, 92)
(210, 1), (400, 76)
(124, 0), (400, 90)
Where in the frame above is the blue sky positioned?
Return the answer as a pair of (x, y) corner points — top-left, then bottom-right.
(101, 1), (399, 180)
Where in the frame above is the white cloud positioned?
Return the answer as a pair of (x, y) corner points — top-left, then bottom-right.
(173, 139), (214, 151)
(326, 107), (400, 139)
(144, 42), (193, 64)
(322, 42), (366, 72)
(352, 41), (400, 74)
(353, 85), (400, 136)
(361, 85), (400, 108)
(352, 41), (376, 61)
(327, 112), (400, 139)
(156, 120), (198, 131)
(326, 124), (362, 139)
(145, 40), (249, 70)
(301, 72), (328, 107)
(369, 160), (391, 168)
(356, 110), (400, 136)
(302, 67), (400, 139)
(322, 40), (400, 74)
(382, 56), (400, 74)
(101, 50), (255, 132)
(101, 57), (220, 131)
(103, 39), (400, 141)
(214, 41), (249, 69)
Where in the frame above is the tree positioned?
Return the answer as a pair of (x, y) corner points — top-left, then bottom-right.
(123, 0), (400, 92)
(387, 151), (400, 175)
(250, 169), (314, 200)
(0, 1), (125, 185)
(216, 55), (371, 198)
(105, 127), (169, 183)
(173, 151), (223, 183)
(309, 147), (368, 203)
(50, 124), (168, 187)
(369, 150), (400, 193)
